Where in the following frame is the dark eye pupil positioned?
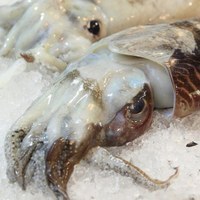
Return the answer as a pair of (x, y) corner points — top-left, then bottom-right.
(129, 99), (145, 114)
(88, 20), (100, 35)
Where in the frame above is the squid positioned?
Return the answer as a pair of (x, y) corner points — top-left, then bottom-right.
(0, 0), (200, 70)
(5, 18), (200, 199)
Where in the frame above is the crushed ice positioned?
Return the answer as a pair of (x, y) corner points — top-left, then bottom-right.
(0, 1), (200, 199)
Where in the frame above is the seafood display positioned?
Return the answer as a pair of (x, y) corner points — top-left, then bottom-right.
(0, 0), (200, 70)
(5, 18), (200, 199)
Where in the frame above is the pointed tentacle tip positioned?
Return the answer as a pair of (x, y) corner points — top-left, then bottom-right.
(5, 128), (28, 189)
(50, 184), (70, 200)
(149, 166), (179, 190)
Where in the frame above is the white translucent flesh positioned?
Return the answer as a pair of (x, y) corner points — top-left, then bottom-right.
(110, 53), (174, 108)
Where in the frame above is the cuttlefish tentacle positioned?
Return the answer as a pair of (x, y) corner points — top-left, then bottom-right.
(86, 147), (178, 190)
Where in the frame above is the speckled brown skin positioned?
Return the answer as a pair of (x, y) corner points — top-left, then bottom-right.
(46, 124), (102, 200)
(46, 138), (75, 200)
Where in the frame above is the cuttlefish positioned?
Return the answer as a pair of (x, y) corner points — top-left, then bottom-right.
(5, 18), (200, 199)
(0, 0), (199, 69)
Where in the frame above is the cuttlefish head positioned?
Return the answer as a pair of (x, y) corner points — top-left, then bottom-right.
(44, 54), (154, 198)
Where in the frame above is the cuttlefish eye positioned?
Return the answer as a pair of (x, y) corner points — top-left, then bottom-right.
(101, 84), (153, 147)
(125, 98), (147, 124)
(87, 20), (100, 35)
(128, 99), (145, 114)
